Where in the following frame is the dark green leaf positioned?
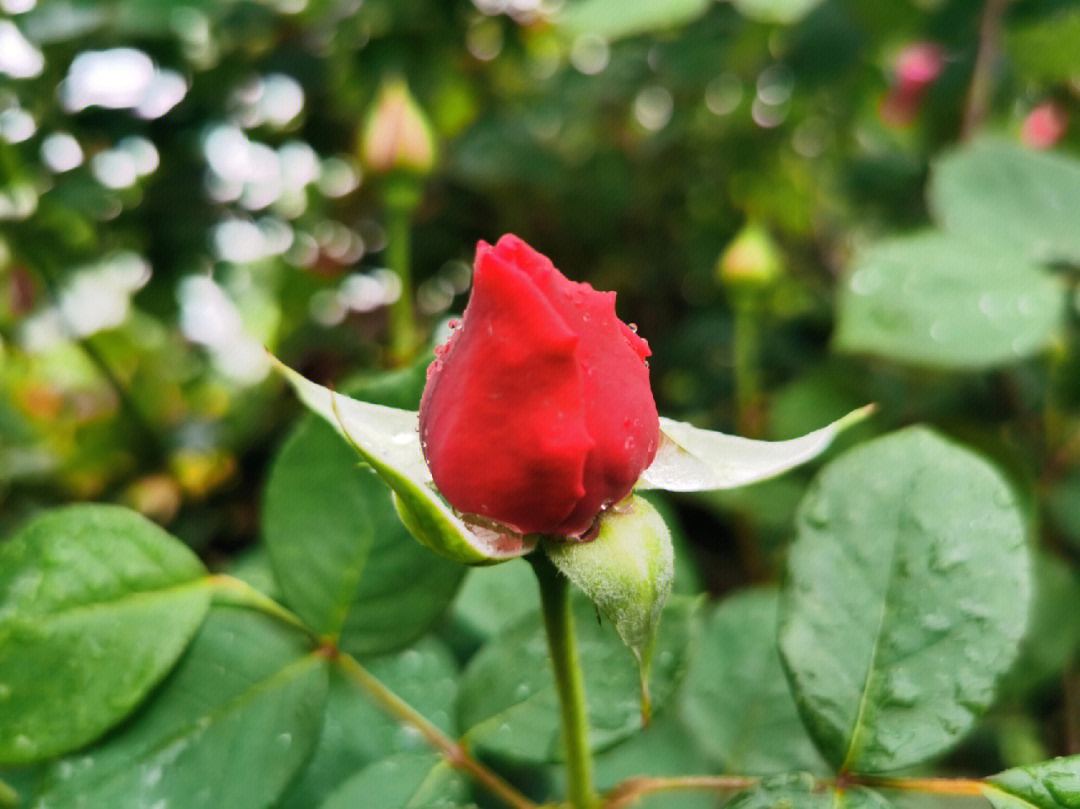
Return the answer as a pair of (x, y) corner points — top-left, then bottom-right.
(680, 588), (827, 775)
(457, 596), (696, 763)
(835, 232), (1066, 369)
(986, 755), (1080, 809)
(319, 752), (472, 809)
(450, 558), (539, 645)
(930, 139), (1080, 265)
(0, 505), (211, 764)
(264, 415), (463, 656)
(277, 637), (458, 809)
(35, 606), (329, 809)
(779, 427), (1032, 773)
(1000, 552), (1080, 699)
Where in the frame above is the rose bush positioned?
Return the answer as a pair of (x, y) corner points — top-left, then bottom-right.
(418, 235), (660, 537)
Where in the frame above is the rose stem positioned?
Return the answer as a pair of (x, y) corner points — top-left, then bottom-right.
(384, 175), (422, 365)
(732, 290), (764, 438)
(336, 649), (538, 809)
(530, 552), (599, 809)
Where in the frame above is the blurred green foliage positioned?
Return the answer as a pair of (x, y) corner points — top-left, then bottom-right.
(3, 0), (1080, 787)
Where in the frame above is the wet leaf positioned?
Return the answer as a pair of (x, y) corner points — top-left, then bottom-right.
(779, 427), (1031, 773)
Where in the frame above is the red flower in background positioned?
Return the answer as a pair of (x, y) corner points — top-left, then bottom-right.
(1021, 102), (1068, 149)
(419, 235), (660, 537)
(880, 42), (945, 127)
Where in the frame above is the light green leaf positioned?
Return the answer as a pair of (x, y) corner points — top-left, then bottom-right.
(929, 139), (1080, 265)
(680, 589), (827, 775)
(835, 231), (1066, 369)
(264, 414), (463, 656)
(277, 637), (458, 809)
(319, 752), (472, 809)
(778, 427), (1031, 773)
(555, 0), (710, 40)
(457, 596), (696, 763)
(0, 505), (212, 765)
(34, 606), (329, 809)
(985, 755), (1080, 809)
(272, 359), (536, 565)
(638, 406), (873, 492)
(1007, 8), (1080, 82)
(543, 495), (674, 707)
(730, 0), (825, 24)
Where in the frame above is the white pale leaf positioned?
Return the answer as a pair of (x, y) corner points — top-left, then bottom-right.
(637, 405), (874, 492)
(272, 358), (536, 564)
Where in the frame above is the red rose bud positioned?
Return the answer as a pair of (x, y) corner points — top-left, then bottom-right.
(879, 42), (945, 127)
(419, 235), (660, 538)
(1021, 102), (1068, 150)
(360, 77), (437, 175)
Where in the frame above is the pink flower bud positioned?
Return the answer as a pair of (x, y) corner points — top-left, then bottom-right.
(360, 77), (437, 175)
(1021, 102), (1068, 150)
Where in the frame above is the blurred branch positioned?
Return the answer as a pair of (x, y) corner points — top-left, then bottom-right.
(961, 0), (1016, 140)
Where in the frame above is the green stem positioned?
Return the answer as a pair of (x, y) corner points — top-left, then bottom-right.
(732, 292), (763, 438)
(384, 177), (422, 364)
(530, 553), (597, 809)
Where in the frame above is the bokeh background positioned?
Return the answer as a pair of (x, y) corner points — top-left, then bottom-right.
(3, 0), (1080, 765)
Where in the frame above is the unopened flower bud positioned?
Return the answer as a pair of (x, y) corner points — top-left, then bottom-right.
(717, 222), (783, 292)
(360, 77), (437, 175)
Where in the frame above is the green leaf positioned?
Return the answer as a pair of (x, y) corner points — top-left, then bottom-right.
(450, 558), (540, 645)
(277, 637), (458, 809)
(457, 596), (696, 763)
(985, 755), (1080, 809)
(555, 0), (710, 40)
(730, 0), (825, 24)
(0, 504), (212, 765)
(1007, 8), (1080, 82)
(778, 427), (1032, 773)
(680, 588), (828, 775)
(1000, 552), (1080, 699)
(929, 139), (1080, 265)
(319, 752), (472, 809)
(726, 774), (892, 808)
(588, 712), (715, 809)
(543, 495), (674, 704)
(834, 231), (1066, 369)
(264, 414), (463, 655)
(35, 606), (329, 809)
(637, 406), (873, 492)
(272, 359), (537, 565)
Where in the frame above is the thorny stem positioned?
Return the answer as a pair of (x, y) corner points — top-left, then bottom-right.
(960, 0), (1015, 140)
(335, 653), (538, 809)
(531, 553), (599, 809)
